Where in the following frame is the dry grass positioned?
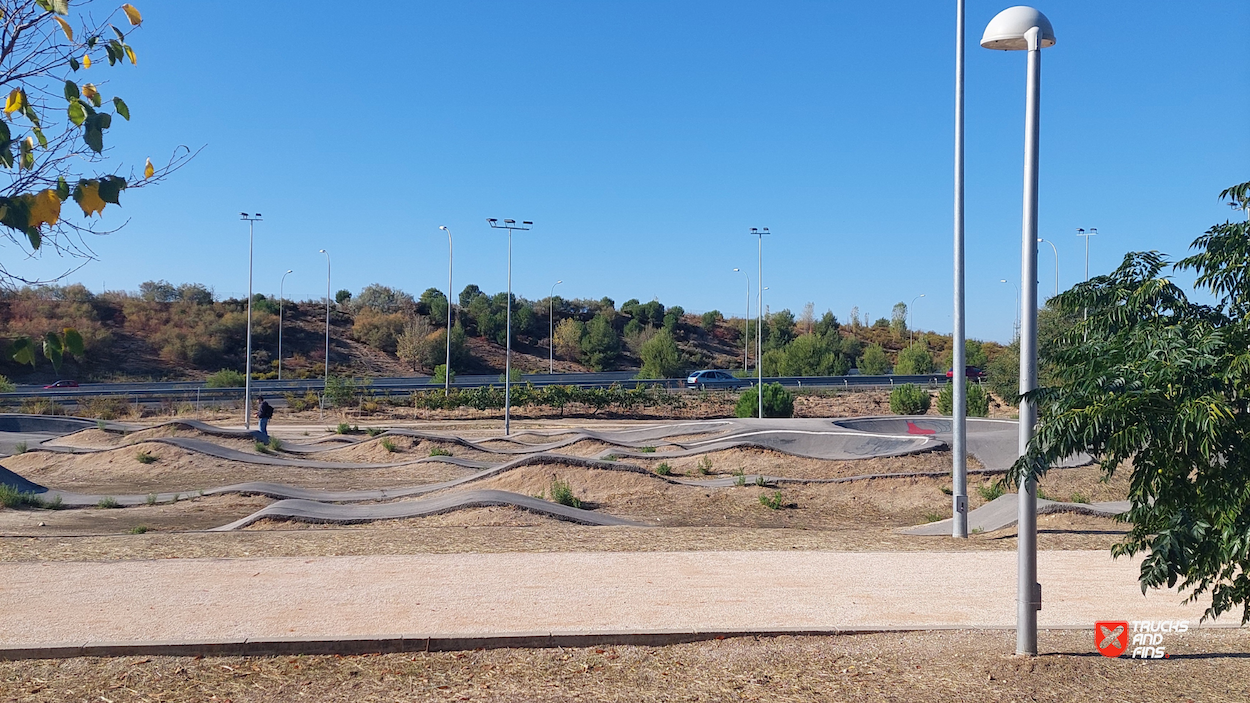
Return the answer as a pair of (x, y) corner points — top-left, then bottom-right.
(1, 630), (1246, 702)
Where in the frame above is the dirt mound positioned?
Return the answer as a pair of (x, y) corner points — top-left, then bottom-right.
(311, 436), (502, 464)
(244, 505), (568, 530)
(630, 446), (981, 481)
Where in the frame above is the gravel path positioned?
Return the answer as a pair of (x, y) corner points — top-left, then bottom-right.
(1, 550), (1218, 648)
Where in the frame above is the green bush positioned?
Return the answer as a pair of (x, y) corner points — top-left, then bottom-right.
(759, 490), (785, 510)
(205, 369), (245, 388)
(325, 376), (367, 408)
(858, 344), (890, 375)
(13, 441), (26, 454)
(894, 342), (935, 374)
(655, 462), (673, 476)
(135, 451), (156, 464)
(0, 374), (14, 392)
(549, 478), (582, 508)
(429, 447), (452, 457)
(985, 342), (1020, 403)
(336, 422), (352, 435)
(700, 310), (722, 331)
(284, 390), (321, 412)
(432, 364), (455, 384)
(637, 327), (684, 380)
(96, 496), (120, 509)
(936, 381), (990, 417)
(380, 438), (398, 453)
(268, 436), (282, 451)
(888, 384), (931, 415)
(78, 395), (129, 420)
(734, 383), (794, 418)
(0, 484), (46, 509)
(977, 482), (1005, 502)
(696, 456), (712, 475)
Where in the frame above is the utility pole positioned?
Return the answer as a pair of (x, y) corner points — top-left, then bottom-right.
(951, 0), (969, 540)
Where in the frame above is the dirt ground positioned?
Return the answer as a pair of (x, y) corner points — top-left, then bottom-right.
(2, 629), (1245, 703)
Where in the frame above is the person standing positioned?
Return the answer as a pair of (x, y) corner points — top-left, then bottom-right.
(256, 395), (274, 439)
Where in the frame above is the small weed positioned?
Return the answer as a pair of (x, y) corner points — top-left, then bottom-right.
(429, 447), (452, 457)
(923, 511), (944, 523)
(146, 493), (158, 506)
(754, 474), (768, 487)
(549, 478), (582, 509)
(759, 491), (785, 510)
(977, 482), (1005, 502)
(940, 485), (953, 496)
(696, 456), (712, 475)
(0, 484), (45, 509)
(640, 446), (656, 453)
(655, 462), (672, 476)
(268, 436), (283, 451)
(336, 423), (352, 435)
(603, 454), (619, 462)
(96, 419), (107, 431)
(254, 441), (273, 454)
(135, 451), (156, 464)
(971, 527), (984, 534)
(380, 438), (398, 453)
(96, 496), (120, 509)
(129, 525), (149, 534)
(44, 494), (62, 509)
(13, 441), (26, 454)
(1069, 491), (1090, 504)
(733, 468), (746, 487)
(1036, 487), (1053, 501)
(365, 427), (384, 437)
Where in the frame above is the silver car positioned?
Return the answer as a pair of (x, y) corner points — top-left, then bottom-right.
(686, 370), (750, 390)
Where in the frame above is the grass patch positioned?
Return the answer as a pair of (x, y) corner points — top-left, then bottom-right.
(977, 482), (1005, 502)
(135, 450), (156, 464)
(655, 462), (672, 476)
(1069, 491), (1090, 504)
(380, 438), (399, 453)
(365, 427), (384, 437)
(549, 478), (582, 509)
(1036, 487), (1053, 501)
(754, 474), (768, 487)
(940, 485), (953, 496)
(759, 490), (785, 510)
(923, 511), (944, 523)
(96, 496), (120, 509)
(254, 441), (273, 455)
(639, 446), (656, 453)
(13, 441), (26, 454)
(696, 456), (712, 475)
(268, 436), (283, 451)
(146, 493), (158, 506)
(0, 484), (46, 509)
(429, 447), (452, 457)
(129, 525), (149, 534)
(733, 468), (746, 487)
(603, 454), (619, 462)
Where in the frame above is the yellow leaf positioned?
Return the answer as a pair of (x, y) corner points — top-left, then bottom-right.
(81, 83), (98, 101)
(82, 53), (92, 68)
(76, 181), (106, 217)
(53, 16), (73, 41)
(125, 45), (136, 65)
(121, 4), (142, 26)
(4, 89), (23, 115)
(29, 189), (62, 229)
(144, 158), (154, 179)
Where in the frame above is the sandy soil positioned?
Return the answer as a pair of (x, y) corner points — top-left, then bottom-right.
(0, 494), (271, 534)
(2, 629), (1245, 703)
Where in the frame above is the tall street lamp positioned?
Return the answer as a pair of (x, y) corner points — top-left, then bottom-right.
(1076, 227), (1097, 282)
(951, 0), (970, 539)
(1001, 279), (1021, 339)
(318, 249), (330, 419)
(487, 218), (532, 436)
(439, 226), (454, 396)
(982, 4), (1057, 657)
(733, 268), (750, 372)
(908, 293), (926, 346)
(1038, 238), (1058, 298)
(750, 228), (769, 419)
(549, 280), (562, 374)
(240, 213), (262, 430)
(278, 269), (293, 381)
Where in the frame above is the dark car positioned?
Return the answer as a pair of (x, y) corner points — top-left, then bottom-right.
(43, 380), (79, 388)
(686, 370), (750, 389)
(946, 366), (986, 379)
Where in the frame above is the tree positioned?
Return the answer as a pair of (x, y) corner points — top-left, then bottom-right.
(139, 279), (177, 302)
(1013, 181), (1250, 623)
(765, 309), (796, 350)
(814, 311), (839, 336)
(764, 331), (849, 377)
(700, 310), (722, 331)
(395, 317), (432, 371)
(859, 343), (890, 375)
(419, 288), (449, 324)
(335, 289), (352, 305)
(735, 383), (794, 418)
(351, 284), (414, 313)
(637, 327), (683, 379)
(553, 318), (584, 361)
(849, 306), (861, 329)
(580, 312), (620, 371)
(890, 302), (908, 337)
(798, 302), (815, 334)
(0, 2), (192, 286)
(894, 342), (934, 374)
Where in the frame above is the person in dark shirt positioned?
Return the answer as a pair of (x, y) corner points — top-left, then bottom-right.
(256, 396), (274, 439)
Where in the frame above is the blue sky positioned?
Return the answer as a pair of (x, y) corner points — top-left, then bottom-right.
(15, 0), (1250, 343)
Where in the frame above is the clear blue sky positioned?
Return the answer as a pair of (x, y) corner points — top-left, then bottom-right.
(18, 0), (1250, 343)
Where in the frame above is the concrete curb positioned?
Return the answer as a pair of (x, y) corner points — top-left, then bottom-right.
(4, 623), (1242, 660)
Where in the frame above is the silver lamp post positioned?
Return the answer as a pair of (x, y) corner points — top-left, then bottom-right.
(278, 269), (293, 381)
(982, 4), (1057, 657)
(908, 293), (926, 346)
(549, 280), (562, 374)
(750, 228), (769, 419)
(1001, 279), (1021, 339)
(318, 249), (330, 419)
(487, 218), (532, 436)
(439, 226), (454, 396)
(1038, 238), (1058, 298)
(733, 268), (750, 372)
(240, 213), (261, 429)
(951, 0), (969, 538)
(1076, 227), (1097, 282)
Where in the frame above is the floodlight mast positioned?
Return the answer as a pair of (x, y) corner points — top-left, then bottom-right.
(240, 213), (262, 430)
(487, 218), (533, 436)
(439, 226), (454, 396)
(750, 228), (769, 419)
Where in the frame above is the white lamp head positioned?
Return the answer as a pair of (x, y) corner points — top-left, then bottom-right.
(981, 6), (1055, 51)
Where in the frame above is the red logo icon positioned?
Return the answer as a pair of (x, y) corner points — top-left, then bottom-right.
(1096, 621), (1129, 658)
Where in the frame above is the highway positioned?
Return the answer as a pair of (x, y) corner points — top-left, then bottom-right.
(2, 371), (953, 404)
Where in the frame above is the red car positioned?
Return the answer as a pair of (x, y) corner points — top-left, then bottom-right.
(946, 366), (986, 379)
(43, 380), (79, 389)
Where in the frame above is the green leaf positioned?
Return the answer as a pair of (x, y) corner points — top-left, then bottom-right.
(22, 102), (40, 128)
(0, 146), (13, 169)
(55, 176), (69, 201)
(67, 100), (85, 126)
(63, 80), (79, 101)
(104, 44), (116, 65)
(32, 127), (46, 148)
(98, 112), (111, 129)
(87, 36), (97, 48)
(87, 90), (102, 109)
(97, 175), (126, 204)
(24, 227), (40, 249)
(0, 120), (10, 142)
(62, 328), (84, 357)
(50, 0), (68, 14)
(112, 96), (129, 120)
(83, 125), (102, 152)
(10, 337), (35, 368)
(111, 25), (125, 42)
(69, 56), (79, 71)
(43, 333), (63, 373)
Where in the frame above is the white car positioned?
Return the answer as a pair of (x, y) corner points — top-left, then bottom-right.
(686, 370), (751, 389)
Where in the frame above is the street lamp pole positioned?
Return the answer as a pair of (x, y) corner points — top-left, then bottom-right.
(1038, 238), (1058, 298)
(549, 280), (562, 374)
(487, 218), (532, 436)
(439, 226), (454, 396)
(240, 213), (261, 430)
(982, 5), (1056, 656)
(1001, 279), (1021, 339)
(733, 268), (750, 372)
(278, 269), (293, 381)
(951, 0), (969, 538)
(751, 228), (769, 419)
(1077, 228), (1097, 333)
(318, 249), (330, 419)
(908, 293), (926, 346)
